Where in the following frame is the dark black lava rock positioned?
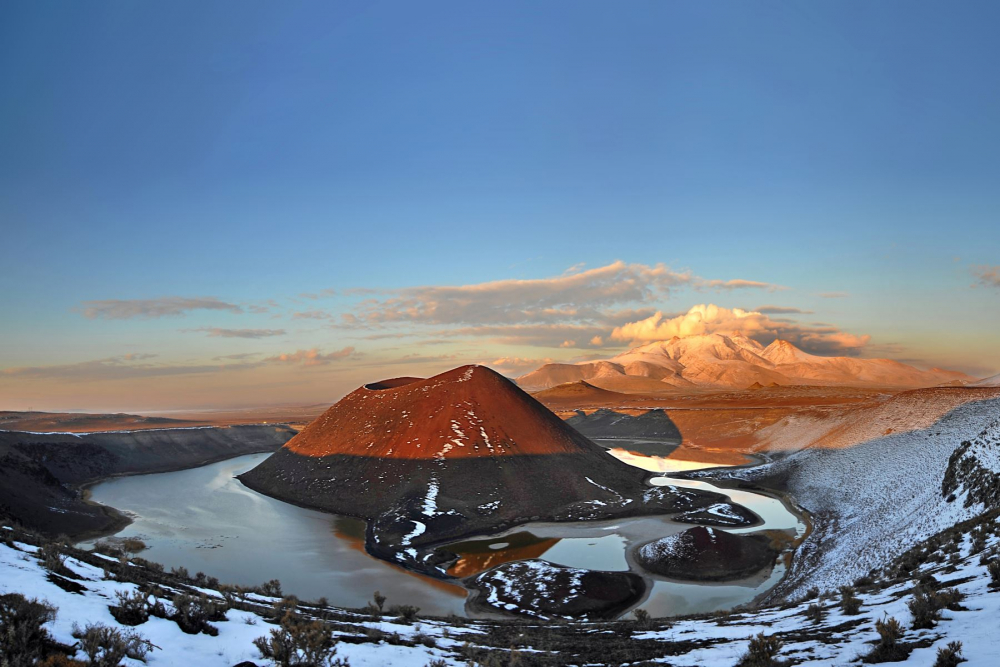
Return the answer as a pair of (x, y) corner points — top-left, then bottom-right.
(635, 526), (779, 582)
(468, 559), (646, 620)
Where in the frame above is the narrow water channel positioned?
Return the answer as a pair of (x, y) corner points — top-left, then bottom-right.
(80, 447), (804, 618)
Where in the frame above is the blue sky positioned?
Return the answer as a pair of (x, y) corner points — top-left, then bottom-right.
(1, 1), (998, 410)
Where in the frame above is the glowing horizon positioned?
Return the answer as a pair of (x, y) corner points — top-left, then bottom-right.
(2, 3), (999, 411)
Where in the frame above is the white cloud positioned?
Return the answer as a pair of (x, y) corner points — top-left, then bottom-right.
(611, 304), (871, 356)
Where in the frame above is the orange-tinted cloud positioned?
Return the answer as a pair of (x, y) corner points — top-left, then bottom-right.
(611, 304), (871, 355)
(972, 265), (1000, 288)
(265, 347), (359, 366)
(487, 357), (555, 374)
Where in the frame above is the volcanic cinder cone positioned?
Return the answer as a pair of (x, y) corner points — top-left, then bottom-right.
(239, 365), (755, 572)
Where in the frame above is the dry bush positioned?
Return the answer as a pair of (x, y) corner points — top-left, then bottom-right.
(109, 589), (149, 626)
(908, 587), (943, 629)
(120, 539), (146, 555)
(988, 561), (1000, 586)
(934, 641), (965, 667)
(171, 593), (226, 635)
(0, 593), (58, 667)
(39, 544), (72, 577)
(632, 608), (653, 629)
(391, 604), (420, 623)
(805, 602), (825, 625)
(253, 610), (348, 667)
(839, 585), (862, 615)
(737, 633), (784, 667)
(72, 623), (154, 666)
(863, 616), (910, 663)
(258, 578), (283, 597)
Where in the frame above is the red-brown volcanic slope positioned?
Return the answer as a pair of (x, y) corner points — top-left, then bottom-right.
(285, 365), (597, 460)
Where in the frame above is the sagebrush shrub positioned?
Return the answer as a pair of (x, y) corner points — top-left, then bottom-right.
(39, 545), (71, 577)
(171, 593), (225, 635)
(805, 602), (825, 625)
(988, 561), (1000, 586)
(258, 579), (283, 597)
(253, 610), (348, 667)
(391, 604), (420, 623)
(908, 587), (942, 629)
(863, 616), (910, 663)
(110, 589), (149, 626)
(737, 633), (783, 667)
(72, 623), (154, 667)
(0, 593), (58, 667)
(839, 585), (862, 615)
(933, 641), (965, 667)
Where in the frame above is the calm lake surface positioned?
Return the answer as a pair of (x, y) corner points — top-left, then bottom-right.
(81, 448), (804, 618)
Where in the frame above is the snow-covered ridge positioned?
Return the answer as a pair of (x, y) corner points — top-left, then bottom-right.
(727, 397), (1000, 598)
(517, 332), (973, 390)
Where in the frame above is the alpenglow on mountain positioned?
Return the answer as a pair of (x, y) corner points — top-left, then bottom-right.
(516, 333), (974, 391)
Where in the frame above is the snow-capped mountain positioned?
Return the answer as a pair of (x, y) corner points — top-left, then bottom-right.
(516, 333), (974, 391)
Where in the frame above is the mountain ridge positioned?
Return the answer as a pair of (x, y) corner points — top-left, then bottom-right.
(517, 333), (975, 391)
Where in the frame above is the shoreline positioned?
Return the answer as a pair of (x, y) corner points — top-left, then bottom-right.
(656, 452), (815, 610)
(71, 446), (282, 544)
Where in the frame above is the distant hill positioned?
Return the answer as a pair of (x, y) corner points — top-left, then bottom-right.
(972, 372), (1000, 387)
(531, 380), (632, 409)
(517, 333), (975, 391)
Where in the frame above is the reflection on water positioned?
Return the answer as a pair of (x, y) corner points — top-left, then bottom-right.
(446, 533), (560, 577)
(81, 445), (805, 619)
(441, 446), (805, 616)
(79, 453), (467, 615)
(606, 447), (726, 473)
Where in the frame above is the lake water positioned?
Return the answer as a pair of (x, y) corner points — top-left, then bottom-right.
(80, 448), (804, 618)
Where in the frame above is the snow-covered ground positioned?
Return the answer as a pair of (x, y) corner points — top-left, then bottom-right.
(5, 515), (1000, 665)
(732, 397), (1000, 597)
(0, 532), (476, 666)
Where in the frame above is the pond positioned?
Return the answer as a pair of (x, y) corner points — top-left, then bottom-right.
(80, 446), (804, 618)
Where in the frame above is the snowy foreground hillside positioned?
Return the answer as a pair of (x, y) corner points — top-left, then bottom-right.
(3, 397), (1000, 665)
(4, 514), (1000, 666)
